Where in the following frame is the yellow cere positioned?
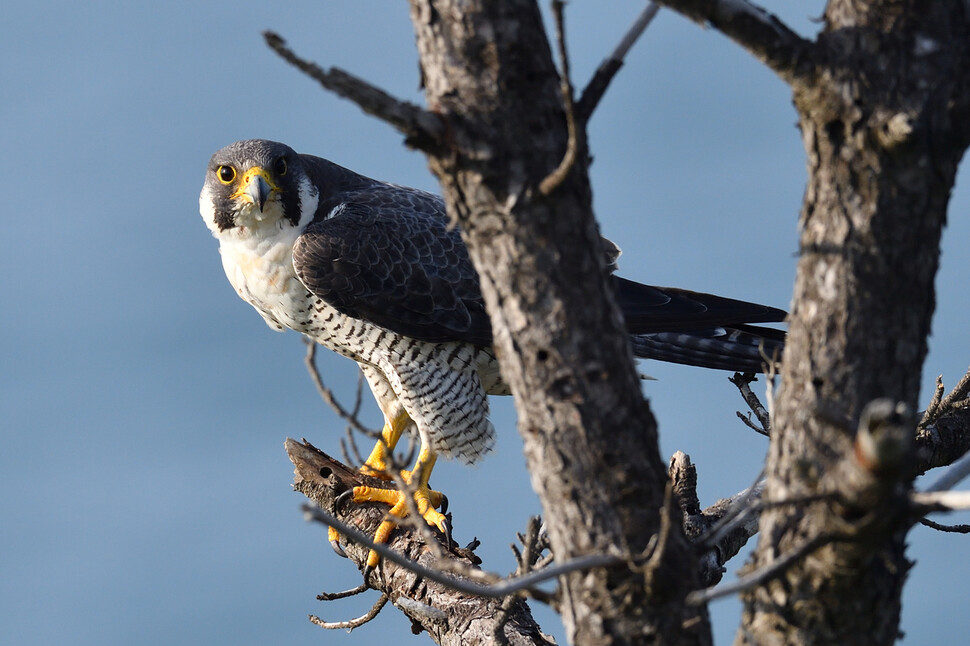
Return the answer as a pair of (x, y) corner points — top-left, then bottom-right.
(229, 166), (281, 202)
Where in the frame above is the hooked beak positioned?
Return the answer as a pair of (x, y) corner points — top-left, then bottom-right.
(246, 173), (272, 212)
(232, 167), (278, 213)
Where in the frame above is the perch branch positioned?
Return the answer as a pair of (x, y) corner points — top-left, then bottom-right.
(303, 504), (619, 598)
(286, 438), (577, 645)
(264, 31), (445, 152)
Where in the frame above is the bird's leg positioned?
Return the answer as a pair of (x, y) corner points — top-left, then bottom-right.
(329, 409), (448, 569)
(358, 407), (412, 478)
(328, 409), (408, 553)
(353, 445), (447, 572)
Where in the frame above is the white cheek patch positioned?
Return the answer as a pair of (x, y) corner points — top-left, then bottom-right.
(199, 183), (219, 234)
(297, 174), (320, 227)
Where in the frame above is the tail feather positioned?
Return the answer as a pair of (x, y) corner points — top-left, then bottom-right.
(630, 326), (784, 373)
(614, 276), (786, 373)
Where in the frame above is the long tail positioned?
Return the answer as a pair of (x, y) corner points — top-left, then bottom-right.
(614, 277), (786, 373)
(630, 325), (785, 372)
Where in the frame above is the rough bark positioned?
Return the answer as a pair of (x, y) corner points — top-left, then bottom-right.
(729, 3), (970, 645)
(266, 1), (970, 644)
(407, 2), (710, 645)
(286, 439), (555, 645)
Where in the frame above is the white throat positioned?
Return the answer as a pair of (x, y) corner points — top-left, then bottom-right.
(201, 174), (320, 331)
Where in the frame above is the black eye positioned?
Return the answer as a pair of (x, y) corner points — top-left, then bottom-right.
(217, 165), (236, 184)
(273, 157), (287, 176)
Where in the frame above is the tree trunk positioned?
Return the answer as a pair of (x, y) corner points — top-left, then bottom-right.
(268, 1), (970, 643)
(407, 1), (710, 644)
(738, 3), (970, 644)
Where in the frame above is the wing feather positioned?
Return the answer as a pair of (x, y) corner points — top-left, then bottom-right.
(292, 187), (492, 345)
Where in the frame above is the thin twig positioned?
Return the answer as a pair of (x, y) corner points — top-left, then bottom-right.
(730, 372), (771, 435)
(304, 341), (374, 435)
(921, 375), (947, 429)
(688, 532), (837, 604)
(735, 411), (769, 437)
(303, 504), (621, 598)
(577, 3), (659, 121)
(539, 0), (580, 196)
(920, 367), (970, 431)
(919, 518), (970, 533)
(309, 593), (389, 630)
(316, 583), (369, 601)
(699, 473), (765, 549)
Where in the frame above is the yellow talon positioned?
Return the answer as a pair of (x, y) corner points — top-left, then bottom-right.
(329, 409), (451, 571)
(360, 447), (448, 570)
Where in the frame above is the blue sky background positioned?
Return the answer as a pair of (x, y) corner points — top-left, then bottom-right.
(3, 2), (968, 644)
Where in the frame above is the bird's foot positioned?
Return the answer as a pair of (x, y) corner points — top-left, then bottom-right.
(330, 476), (451, 574)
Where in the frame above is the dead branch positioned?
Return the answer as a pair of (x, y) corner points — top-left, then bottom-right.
(920, 367), (970, 431)
(263, 31), (445, 153)
(309, 594), (389, 630)
(730, 372), (771, 436)
(537, 0), (580, 196)
(286, 438), (575, 645)
(303, 503), (619, 599)
(577, 3), (660, 121)
(921, 448), (970, 494)
(669, 452), (763, 586)
(304, 341), (375, 436)
(919, 518), (970, 534)
(687, 531), (837, 605)
(913, 368), (970, 476)
(651, 0), (813, 83)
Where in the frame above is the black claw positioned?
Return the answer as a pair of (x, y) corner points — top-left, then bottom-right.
(330, 538), (348, 559)
(441, 515), (453, 550)
(335, 489), (354, 512)
(439, 494), (449, 515)
(362, 564), (374, 582)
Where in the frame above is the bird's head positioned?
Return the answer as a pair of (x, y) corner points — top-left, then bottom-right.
(200, 139), (318, 239)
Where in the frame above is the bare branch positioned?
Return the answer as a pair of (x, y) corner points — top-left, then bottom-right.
(919, 518), (970, 533)
(304, 341), (375, 436)
(651, 0), (813, 83)
(699, 475), (765, 551)
(921, 375), (947, 427)
(670, 451), (762, 586)
(920, 367), (970, 431)
(913, 369), (970, 476)
(730, 372), (771, 436)
(735, 411), (769, 436)
(316, 583), (368, 601)
(309, 594), (389, 630)
(303, 503), (620, 598)
(538, 1), (580, 196)
(287, 439), (557, 644)
(263, 31), (445, 152)
(687, 532), (836, 604)
(577, 3), (660, 121)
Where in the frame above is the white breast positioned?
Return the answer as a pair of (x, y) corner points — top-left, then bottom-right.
(201, 173), (321, 332)
(218, 230), (309, 332)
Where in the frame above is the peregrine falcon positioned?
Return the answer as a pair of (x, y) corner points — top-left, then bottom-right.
(200, 139), (785, 568)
